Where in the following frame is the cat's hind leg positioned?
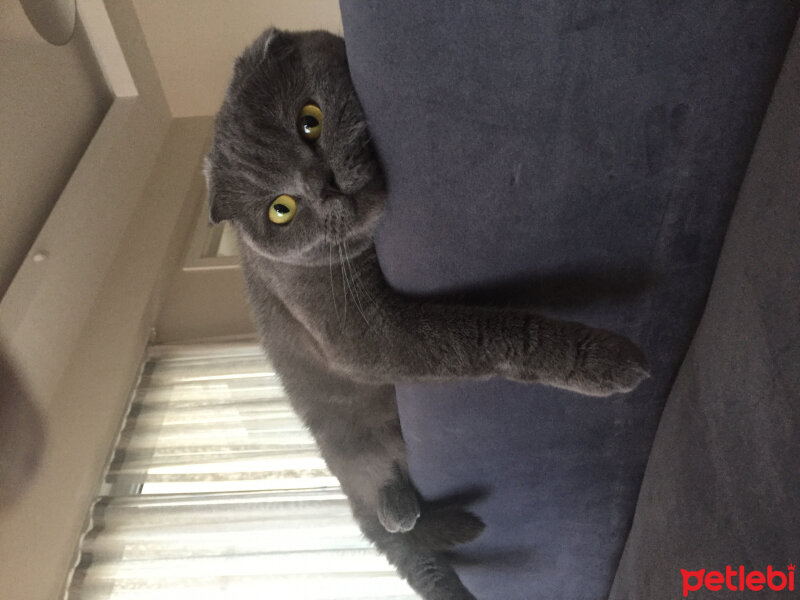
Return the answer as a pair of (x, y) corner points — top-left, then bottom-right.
(357, 491), (485, 600)
(377, 462), (421, 533)
(361, 509), (482, 600)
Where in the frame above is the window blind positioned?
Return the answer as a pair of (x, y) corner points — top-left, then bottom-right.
(66, 341), (417, 600)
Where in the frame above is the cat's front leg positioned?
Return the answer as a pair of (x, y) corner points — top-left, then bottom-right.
(323, 298), (649, 396)
(506, 317), (649, 396)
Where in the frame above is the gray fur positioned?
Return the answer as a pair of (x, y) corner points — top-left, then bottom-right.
(205, 28), (649, 600)
(0, 344), (44, 510)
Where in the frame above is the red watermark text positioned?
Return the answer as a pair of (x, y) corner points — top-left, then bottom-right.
(681, 564), (795, 596)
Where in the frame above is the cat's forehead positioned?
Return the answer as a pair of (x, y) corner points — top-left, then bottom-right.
(232, 30), (346, 109)
(220, 31), (345, 152)
(215, 126), (304, 197)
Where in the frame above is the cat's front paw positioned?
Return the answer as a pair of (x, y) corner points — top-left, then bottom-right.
(560, 329), (650, 397)
(378, 483), (421, 533)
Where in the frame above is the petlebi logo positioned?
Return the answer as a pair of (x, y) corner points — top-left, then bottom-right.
(681, 564), (795, 597)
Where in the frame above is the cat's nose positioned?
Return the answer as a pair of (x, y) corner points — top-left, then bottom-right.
(321, 172), (342, 201)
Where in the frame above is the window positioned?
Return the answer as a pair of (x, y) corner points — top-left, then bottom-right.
(67, 341), (417, 599)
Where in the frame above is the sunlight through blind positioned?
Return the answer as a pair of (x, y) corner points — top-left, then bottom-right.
(66, 341), (417, 600)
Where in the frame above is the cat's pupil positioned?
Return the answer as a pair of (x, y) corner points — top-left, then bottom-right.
(302, 116), (319, 131)
(273, 203), (289, 215)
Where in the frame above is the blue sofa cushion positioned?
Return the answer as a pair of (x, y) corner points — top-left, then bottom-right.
(339, 2), (798, 598)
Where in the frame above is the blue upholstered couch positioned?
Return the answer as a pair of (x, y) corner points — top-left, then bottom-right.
(339, 2), (800, 599)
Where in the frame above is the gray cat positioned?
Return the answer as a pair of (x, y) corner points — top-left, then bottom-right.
(205, 28), (649, 600)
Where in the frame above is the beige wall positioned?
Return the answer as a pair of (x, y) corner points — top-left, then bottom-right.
(0, 0), (171, 407)
(0, 3), (112, 296)
(0, 115), (212, 600)
(132, 0), (343, 117)
(0, 2), (194, 598)
(0, 1), (338, 597)
(153, 133), (255, 344)
(155, 236), (255, 343)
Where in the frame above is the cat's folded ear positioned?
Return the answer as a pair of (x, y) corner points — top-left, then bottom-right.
(208, 199), (226, 226)
(254, 27), (279, 58)
(203, 156), (227, 225)
(234, 27), (287, 77)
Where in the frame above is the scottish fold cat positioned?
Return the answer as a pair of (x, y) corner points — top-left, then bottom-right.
(205, 28), (648, 600)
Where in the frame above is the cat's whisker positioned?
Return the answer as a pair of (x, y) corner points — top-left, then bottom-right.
(340, 244), (361, 321)
(343, 247), (391, 351)
(328, 238), (340, 322)
(342, 237), (376, 307)
(341, 239), (373, 329)
(337, 243), (349, 323)
(348, 257), (376, 306)
(338, 239), (369, 328)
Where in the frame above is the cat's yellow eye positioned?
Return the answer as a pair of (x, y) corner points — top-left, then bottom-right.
(298, 104), (323, 141)
(268, 194), (297, 224)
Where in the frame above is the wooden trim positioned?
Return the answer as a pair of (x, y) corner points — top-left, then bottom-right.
(76, 0), (137, 98)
